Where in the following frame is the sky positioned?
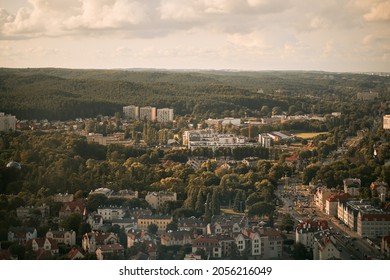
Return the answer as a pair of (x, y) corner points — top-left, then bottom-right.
(1, 0), (390, 72)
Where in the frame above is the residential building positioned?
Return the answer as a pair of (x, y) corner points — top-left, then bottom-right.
(127, 230), (153, 249)
(259, 133), (272, 148)
(257, 227), (283, 259)
(157, 108), (174, 122)
(357, 211), (390, 238)
(178, 217), (207, 234)
(59, 199), (86, 219)
(46, 229), (76, 246)
(96, 244), (124, 260)
(67, 247), (84, 260)
(16, 205), (50, 221)
(82, 231), (119, 253)
(370, 181), (389, 202)
(139, 106), (156, 121)
(137, 215), (173, 232)
(8, 227), (37, 243)
(314, 186), (335, 212)
(0, 112), (16, 132)
(160, 231), (193, 246)
(312, 232), (340, 260)
(97, 205), (127, 221)
(145, 191), (177, 210)
(295, 220), (329, 250)
(325, 193), (350, 217)
(192, 236), (222, 259)
(384, 115), (390, 130)
(343, 178), (361, 196)
(87, 214), (104, 230)
(123, 105), (139, 119)
(26, 238), (59, 259)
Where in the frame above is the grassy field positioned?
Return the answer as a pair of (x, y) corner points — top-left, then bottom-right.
(220, 208), (246, 216)
(294, 132), (329, 139)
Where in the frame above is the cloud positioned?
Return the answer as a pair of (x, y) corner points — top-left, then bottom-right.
(363, 0), (390, 21)
(0, 0), (293, 39)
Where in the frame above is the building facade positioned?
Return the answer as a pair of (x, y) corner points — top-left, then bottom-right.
(157, 108), (174, 122)
(145, 191), (177, 210)
(139, 106), (156, 121)
(123, 105), (139, 119)
(0, 112), (16, 132)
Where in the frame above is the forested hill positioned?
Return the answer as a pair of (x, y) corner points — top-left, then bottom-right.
(0, 68), (388, 120)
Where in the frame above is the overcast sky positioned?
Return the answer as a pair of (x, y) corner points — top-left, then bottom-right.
(1, 0), (390, 72)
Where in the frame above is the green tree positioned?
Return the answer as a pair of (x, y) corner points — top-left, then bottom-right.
(147, 223), (158, 235)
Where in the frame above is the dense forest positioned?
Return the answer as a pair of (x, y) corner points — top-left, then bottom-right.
(1, 68), (389, 120)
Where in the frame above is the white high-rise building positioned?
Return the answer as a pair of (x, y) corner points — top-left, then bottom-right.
(123, 105), (139, 119)
(139, 106), (156, 121)
(157, 108), (174, 123)
(0, 113), (16, 132)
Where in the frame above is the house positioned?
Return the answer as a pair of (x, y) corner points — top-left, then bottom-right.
(67, 247), (84, 260)
(370, 181), (389, 202)
(46, 229), (76, 246)
(8, 227), (37, 243)
(343, 178), (361, 197)
(87, 214), (104, 230)
(178, 216), (207, 234)
(127, 230), (153, 249)
(192, 236), (222, 259)
(295, 220), (329, 250)
(96, 244), (124, 260)
(97, 205), (127, 221)
(312, 232), (340, 260)
(59, 198), (86, 219)
(161, 231), (193, 246)
(145, 191), (177, 210)
(82, 231), (119, 253)
(26, 238), (59, 259)
(242, 157), (259, 167)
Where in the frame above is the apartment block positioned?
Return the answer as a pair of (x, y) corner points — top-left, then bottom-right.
(157, 108), (174, 122)
(139, 106), (156, 121)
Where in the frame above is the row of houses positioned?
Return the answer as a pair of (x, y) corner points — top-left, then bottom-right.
(313, 180), (390, 239)
(295, 220), (340, 260)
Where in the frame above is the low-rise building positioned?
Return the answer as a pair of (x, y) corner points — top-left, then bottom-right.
(46, 229), (76, 246)
(295, 220), (329, 250)
(192, 236), (222, 259)
(82, 231), (119, 253)
(145, 191), (177, 210)
(59, 199), (86, 219)
(8, 227), (37, 243)
(325, 193), (350, 217)
(137, 215), (173, 232)
(343, 178), (361, 197)
(96, 244), (124, 260)
(161, 231), (193, 246)
(97, 205), (127, 221)
(312, 232), (340, 260)
(370, 181), (389, 202)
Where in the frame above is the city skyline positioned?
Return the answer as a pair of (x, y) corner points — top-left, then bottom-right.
(1, 0), (390, 72)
